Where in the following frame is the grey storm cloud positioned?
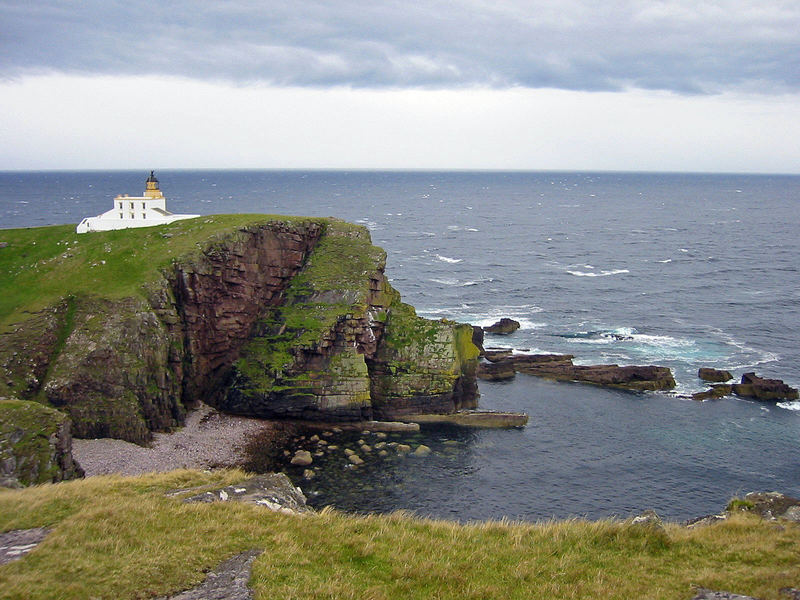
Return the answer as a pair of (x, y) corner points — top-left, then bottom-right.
(2, 0), (799, 94)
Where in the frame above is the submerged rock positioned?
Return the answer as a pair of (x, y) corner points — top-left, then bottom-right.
(692, 384), (733, 401)
(412, 444), (432, 457)
(290, 450), (313, 466)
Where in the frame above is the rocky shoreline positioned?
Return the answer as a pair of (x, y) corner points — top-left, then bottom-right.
(72, 403), (275, 477)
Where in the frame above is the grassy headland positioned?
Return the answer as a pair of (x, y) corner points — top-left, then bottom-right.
(0, 470), (798, 599)
(0, 215), (319, 330)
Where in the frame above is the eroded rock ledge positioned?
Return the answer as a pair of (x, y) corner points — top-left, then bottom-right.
(478, 353), (676, 392)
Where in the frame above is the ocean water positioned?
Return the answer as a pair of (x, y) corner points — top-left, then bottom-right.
(2, 169), (799, 521)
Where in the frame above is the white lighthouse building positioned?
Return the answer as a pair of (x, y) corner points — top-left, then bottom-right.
(76, 171), (200, 234)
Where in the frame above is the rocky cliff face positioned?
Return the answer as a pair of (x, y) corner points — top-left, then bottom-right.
(219, 221), (479, 421)
(0, 218), (479, 445)
(0, 398), (83, 487)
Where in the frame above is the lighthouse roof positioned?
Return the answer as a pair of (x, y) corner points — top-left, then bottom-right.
(146, 170), (159, 184)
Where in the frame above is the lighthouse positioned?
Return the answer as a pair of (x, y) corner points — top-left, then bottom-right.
(77, 171), (200, 234)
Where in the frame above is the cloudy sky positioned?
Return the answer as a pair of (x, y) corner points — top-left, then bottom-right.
(2, 0), (799, 172)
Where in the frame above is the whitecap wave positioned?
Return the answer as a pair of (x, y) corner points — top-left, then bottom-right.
(429, 278), (460, 286)
(435, 254), (462, 264)
(567, 268), (629, 277)
(777, 401), (800, 412)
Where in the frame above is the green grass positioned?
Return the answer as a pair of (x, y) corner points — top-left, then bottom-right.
(0, 215), (322, 330)
(1, 470), (798, 599)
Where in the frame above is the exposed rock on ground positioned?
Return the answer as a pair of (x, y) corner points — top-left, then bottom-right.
(0, 398), (83, 487)
(182, 473), (310, 514)
(690, 588), (760, 600)
(733, 491), (800, 521)
(155, 549), (263, 600)
(483, 318), (520, 335)
(0, 527), (50, 566)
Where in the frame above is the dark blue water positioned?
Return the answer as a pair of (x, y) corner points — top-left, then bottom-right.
(2, 170), (799, 521)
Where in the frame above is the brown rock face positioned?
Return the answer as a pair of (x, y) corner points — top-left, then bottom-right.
(488, 353), (675, 391)
(483, 318), (520, 335)
(477, 361), (515, 381)
(732, 373), (799, 401)
(165, 223), (323, 405)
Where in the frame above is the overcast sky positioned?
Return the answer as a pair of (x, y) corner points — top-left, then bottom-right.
(2, 0), (799, 172)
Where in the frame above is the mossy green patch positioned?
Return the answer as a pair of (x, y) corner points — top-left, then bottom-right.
(234, 221), (384, 401)
(0, 399), (69, 486)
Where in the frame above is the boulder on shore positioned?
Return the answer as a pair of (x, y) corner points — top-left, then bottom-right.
(483, 318), (520, 335)
(732, 373), (798, 401)
(698, 368), (733, 383)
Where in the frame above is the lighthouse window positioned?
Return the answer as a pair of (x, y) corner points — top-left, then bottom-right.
(130, 212), (134, 219)
(130, 202), (134, 209)
(118, 202), (122, 209)
(142, 213), (146, 219)
(142, 202), (146, 209)
(119, 213), (123, 219)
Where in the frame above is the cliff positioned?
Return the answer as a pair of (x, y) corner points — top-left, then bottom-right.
(0, 216), (479, 447)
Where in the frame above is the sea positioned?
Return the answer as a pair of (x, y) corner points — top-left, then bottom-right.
(2, 169), (799, 522)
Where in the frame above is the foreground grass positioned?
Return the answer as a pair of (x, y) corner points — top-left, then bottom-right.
(0, 470), (798, 599)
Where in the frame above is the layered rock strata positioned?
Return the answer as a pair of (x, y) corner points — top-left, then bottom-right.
(483, 353), (676, 391)
(221, 222), (479, 421)
(693, 372), (798, 402)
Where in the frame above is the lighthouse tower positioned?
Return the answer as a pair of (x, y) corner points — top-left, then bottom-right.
(76, 171), (200, 234)
(144, 171), (164, 199)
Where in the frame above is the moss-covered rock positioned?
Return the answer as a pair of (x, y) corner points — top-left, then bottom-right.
(0, 398), (83, 487)
(223, 220), (480, 421)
